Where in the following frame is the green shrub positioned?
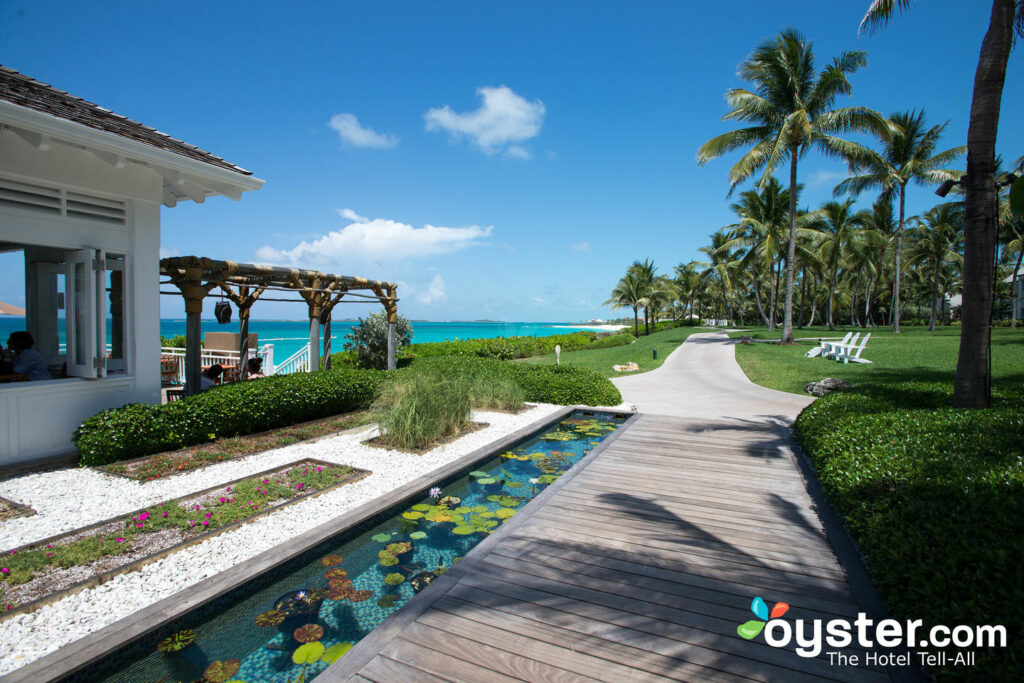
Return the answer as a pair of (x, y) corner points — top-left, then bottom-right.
(794, 384), (1024, 680)
(74, 368), (384, 465)
(371, 373), (471, 450)
(160, 334), (187, 348)
(579, 333), (635, 350)
(408, 331), (601, 360)
(344, 312), (414, 369)
(407, 356), (621, 407)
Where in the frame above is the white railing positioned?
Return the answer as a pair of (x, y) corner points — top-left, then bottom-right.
(272, 343), (311, 376)
(160, 344), (275, 384)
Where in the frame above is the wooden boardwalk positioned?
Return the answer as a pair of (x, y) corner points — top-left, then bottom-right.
(320, 414), (892, 682)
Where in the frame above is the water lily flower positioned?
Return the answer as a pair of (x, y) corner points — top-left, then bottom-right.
(429, 487), (442, 498)
(529, 478), (539, 484)
(296, 590), (307, 600)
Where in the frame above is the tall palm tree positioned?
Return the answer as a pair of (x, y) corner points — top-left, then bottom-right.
(834, 110), (964, 333)
(906, 203), (965, 331)
(814, 200), (874, 330)
(628, 258), (659, 335)
(604, 270), (644, 337)
(699, 231), (737, 326)
(861, 198), (898, 326)
(674, 262), (702, 322)
(861, 0), (1024, 407)
(697, 28), (889, 344)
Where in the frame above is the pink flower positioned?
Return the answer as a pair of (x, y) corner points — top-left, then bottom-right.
(46, 553), (53, 557)
(296, 484), (304, 490)
(138, 512), (150, 521)
(317, 467), (322, 472)
(263, 479), (268, 485)
(189, 520), (195, 527)
(136, 523), (144, 528)
(9, 550), (15, 555)
(202, 521), (209, 526)
(218, 497), (226, 503)
(46, 545), (52, 549)
(194, 505), (201, 510)
(162, 512), (168, 518)
(1, 568), (9, 574)
(116, 538), (125, 543)
(226, 486), (231, 492)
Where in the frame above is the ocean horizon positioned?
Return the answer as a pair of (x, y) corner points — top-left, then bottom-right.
(0, 317), (612, 361)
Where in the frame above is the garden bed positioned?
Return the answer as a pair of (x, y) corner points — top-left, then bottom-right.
(364, 422), (489, 455)
(99, 411), (373, 481)
(0, 496), (34, 522)
(1, 460), (369, 616)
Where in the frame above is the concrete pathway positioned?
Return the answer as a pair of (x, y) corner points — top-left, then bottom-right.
(612, 331), (812, 423)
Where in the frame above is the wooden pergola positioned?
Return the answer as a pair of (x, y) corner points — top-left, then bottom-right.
(160, 256), (398, 396)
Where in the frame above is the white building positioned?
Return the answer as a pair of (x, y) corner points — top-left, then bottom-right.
(0, 67), (262, 467)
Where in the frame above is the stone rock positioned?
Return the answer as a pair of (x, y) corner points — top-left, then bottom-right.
(737, 336), (753, 345)
(803, 378), (852, 397)
(612, 362), (640, 372)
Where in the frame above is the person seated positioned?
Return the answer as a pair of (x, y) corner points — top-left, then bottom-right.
(0, 341), (13, 376)
(246, 357), (265, 379)
(201, 364), (223, 391)
(4, 331), (51, 381)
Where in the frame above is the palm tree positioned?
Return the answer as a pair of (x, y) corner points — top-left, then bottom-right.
(834, 110), (964, 333)
(861, 199), (898, 326)
(697, 28), (889, 344)
(674, 262), (702, 322)
(861, 1), (1023, 407)
(814, 200), (873, 330)
(699, 231), (737, 326)
(720, 177), (792, 329)
(906, 204), (964, 331)
(628, 258), (659, 335)
(604, 270), (644, 337)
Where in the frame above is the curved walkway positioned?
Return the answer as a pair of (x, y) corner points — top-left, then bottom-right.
(612, 331), (812, 423)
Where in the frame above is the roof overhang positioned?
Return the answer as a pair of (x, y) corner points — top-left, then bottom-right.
(0, 100), (264, 207)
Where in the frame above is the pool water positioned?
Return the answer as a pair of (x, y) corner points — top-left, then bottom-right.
(84, 410), (628, 683)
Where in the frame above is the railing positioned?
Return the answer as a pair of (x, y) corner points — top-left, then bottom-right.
(272, 343), (311, 376)
(160, 344), (276, 385)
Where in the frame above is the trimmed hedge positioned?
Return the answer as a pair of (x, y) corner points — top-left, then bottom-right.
(407, 356), (622, 407)
(74, 369), (384, 465)
(408, 331), (603, 360)
(794, 383), (1024, 680)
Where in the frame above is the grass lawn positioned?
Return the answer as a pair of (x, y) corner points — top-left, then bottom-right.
(515, 325), (703, 378)
(729, 326), (1024, 394)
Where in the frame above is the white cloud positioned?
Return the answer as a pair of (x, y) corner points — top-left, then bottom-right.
(807, 169), (846, 187)
(338, 208), (370, 223)
(159, 246), (180, 258)
(569, 241), (591, 253)
(528, 296), (546, 307)
(424, 86), (545, 158)
(254, 212), (492, 267)
(328, 113), (399, 149)
(418, 275), (446, 304)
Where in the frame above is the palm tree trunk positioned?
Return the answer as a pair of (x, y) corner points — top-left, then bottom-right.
(752, 271), (771, 327)
(827, 275), (836, 331)
(955, 0), (1014, 408)
(865, 276), (874, 327)
(851, 271), (861, 327)
(930, 266), (940, 331)
(799, 265), (807, 328)
(781, 150), (798, 344)
(633, 306), (639, 337)
(892, 184), (906, 333)
(1011, 247), (1023, 329)
(643, 305), (649, 335)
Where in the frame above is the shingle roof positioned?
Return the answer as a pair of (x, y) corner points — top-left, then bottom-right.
(0, 65), (252, 175)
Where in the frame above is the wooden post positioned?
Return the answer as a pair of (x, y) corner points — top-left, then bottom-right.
(386, 285), (397, 371)
(182, 268), (205, 397)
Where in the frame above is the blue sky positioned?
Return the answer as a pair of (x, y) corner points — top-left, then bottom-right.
(1, 0), (1020, 321)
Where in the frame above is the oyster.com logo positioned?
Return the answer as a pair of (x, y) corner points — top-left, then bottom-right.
(737, 596), (789, 640)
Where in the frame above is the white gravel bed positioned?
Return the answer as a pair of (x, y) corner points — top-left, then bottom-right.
(0, 403), (562, 674)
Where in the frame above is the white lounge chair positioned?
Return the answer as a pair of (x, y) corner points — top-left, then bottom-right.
(810, 332), (852, 358)
(824, 332), (859, 359)
(835, 333), (871, 363)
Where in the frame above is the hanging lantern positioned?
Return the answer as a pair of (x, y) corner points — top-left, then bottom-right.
(215, 301), (232, 324)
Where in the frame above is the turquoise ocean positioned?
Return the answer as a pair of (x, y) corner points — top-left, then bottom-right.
(0, 318), (601, 360)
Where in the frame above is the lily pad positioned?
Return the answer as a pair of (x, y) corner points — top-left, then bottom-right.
(326, 585), (353, 600)
(402, 511), (424, 520)
(203, 659), (241, 682)
(292, 641), (325, 665)
(156, 628), (195, 653)
(324, 568), (348, 581)
(452, 525), (478, 535)
(320, 554), (344, 566)
(329, 578), (353, 591)
(253, 610), (286, 628)
(487, 495), (520, 507)
(472, 505), (489, 513)
(348, 589), (373, 603)
(495, 508), (517, 519)
(454, 506), (472, 514)
(377, 594), (400, 608)
(371, 533), (391, 543)
(476, 477), (496, 485)
(409, 531), (427, 540)
(293, 624), (324, 643)
(411, 503), (431, 511)
(322, 642), (354, 664)
(384, 573), (405, 586)
(468, 471), (489, 478)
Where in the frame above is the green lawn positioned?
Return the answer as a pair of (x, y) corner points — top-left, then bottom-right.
(728, 326), (1024, 394)
(516, 325), (703, 378)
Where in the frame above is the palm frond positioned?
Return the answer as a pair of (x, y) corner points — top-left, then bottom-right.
(696, 127), (772, 165)
(859, 0), (914, 36)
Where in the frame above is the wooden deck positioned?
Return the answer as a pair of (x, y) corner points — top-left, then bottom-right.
(320, 414), (895, 683)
